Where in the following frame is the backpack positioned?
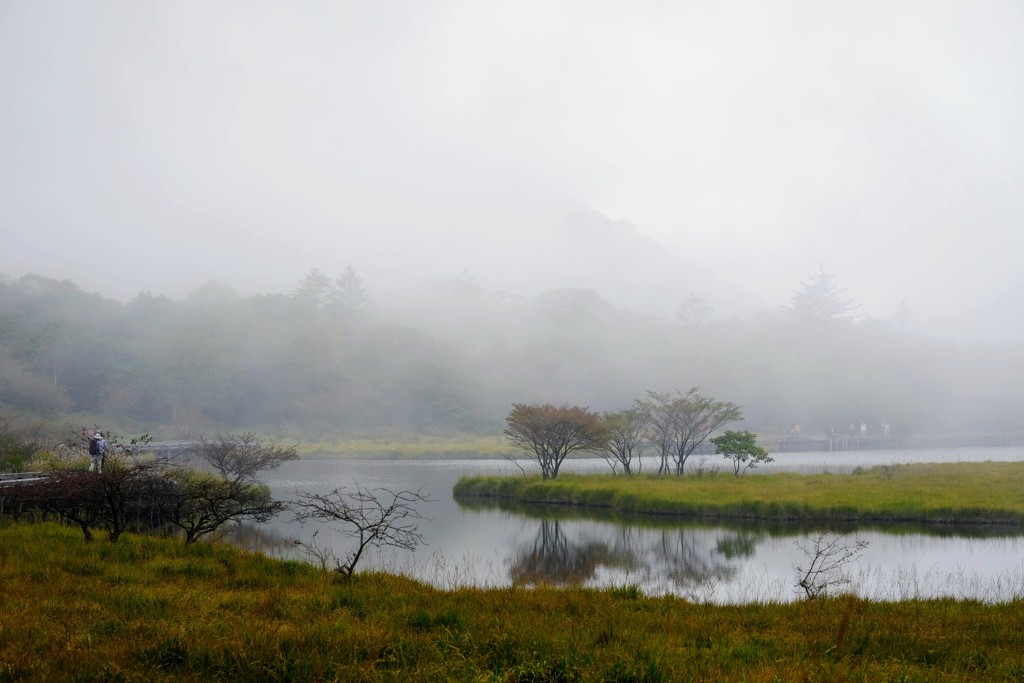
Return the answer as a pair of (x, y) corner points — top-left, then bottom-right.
(89, 439), (99, 456)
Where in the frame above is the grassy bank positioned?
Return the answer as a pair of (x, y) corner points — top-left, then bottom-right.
(3, 522), (1024, 681)
(454, 461), (1024, 525)
(296, 433), (511, 459)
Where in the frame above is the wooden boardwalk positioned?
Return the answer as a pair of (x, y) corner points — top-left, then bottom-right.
(131, 441), (200, 458)
(0, 472), (49, 488)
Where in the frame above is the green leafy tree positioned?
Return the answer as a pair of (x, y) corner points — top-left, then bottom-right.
(504, 403), (608, 480)
(161, 470), (282, 544)
(711, 430), (772, 477)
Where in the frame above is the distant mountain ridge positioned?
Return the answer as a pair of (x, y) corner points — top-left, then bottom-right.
(414, 206), (765, 320)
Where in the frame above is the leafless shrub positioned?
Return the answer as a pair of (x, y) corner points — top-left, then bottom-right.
(692, 457), (718, 478)
(292, 485), (431, 579)
(795, 531), (869, 599)
(293, 529), (339, 572)
(195, 432), (298, 484)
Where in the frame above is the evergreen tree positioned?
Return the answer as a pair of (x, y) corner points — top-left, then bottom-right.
(292, 268), (334, 309)
(789, 266), (860, 320)
(330, 264), (369, 314)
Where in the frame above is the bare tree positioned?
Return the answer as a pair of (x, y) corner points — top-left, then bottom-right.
(637, 392), (676, 475)
(599, 406), (648, 475)
(671, 389), (742, 475)
(794, 531), (869, 599)
(195, 432), (298, 485)
(641, 389), (742, 475)
(292, 486), (431, 579)
(504, 403), (608, 480)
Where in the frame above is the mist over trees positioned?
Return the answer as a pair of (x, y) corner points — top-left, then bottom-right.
(1, 269), (1022, 440)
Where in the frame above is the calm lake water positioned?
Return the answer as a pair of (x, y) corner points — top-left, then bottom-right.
(252, 447), (1024, 604)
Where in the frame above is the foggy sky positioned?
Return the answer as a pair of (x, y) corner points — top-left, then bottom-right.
(2, 1), (1022, 340)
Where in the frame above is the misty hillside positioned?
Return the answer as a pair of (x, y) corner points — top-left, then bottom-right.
(365, 205), (763, 322)
(3, 2), (1023, 348)
(1, 271), (1021, 442)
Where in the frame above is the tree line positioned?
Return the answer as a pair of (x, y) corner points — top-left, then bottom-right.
(504, 389), (771, 480)
(1, 268), (1022, 440)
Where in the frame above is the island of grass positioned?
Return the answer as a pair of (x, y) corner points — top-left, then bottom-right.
(454, 461), (1024, 525)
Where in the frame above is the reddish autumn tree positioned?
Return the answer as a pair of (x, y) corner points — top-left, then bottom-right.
(504, 403), (608, 480)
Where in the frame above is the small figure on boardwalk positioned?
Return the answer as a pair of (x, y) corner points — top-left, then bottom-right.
(88, 432), (108, 473)
(883, 423), (891, 436)
(859, 421), (867, 437)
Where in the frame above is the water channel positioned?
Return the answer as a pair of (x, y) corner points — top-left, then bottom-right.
(251, 447), (1024, 604)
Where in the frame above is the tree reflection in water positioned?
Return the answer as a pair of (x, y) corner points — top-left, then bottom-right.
(507, 517), (760, 593)
(652, 529), (743, 595)
(509, 519), (639, 585)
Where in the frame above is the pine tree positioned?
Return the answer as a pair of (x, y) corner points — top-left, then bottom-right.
(789, 266), (860, 320)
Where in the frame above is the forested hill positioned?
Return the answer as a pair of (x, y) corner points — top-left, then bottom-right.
(1, 272), (1022, 440)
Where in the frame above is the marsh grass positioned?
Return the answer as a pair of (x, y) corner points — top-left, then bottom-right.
(297, 434), (512, 459)
(4, 523), (1024, 680)
(454, 461), (1024, 524)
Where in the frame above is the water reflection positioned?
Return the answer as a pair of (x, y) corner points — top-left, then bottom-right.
(457, 496), (1024, 602)
(251, 455), (1024, 603)
(508, 519), (637, 585)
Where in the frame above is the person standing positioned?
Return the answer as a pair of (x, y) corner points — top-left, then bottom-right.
(89, 432), (108, 473)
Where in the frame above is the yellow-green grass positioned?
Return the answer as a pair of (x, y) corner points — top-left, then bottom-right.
(3, 522), (1024, 681)
(296, 433), (511, 459)
(454, 461), (1024, 525)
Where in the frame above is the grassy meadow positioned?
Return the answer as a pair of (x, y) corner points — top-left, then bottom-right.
(3, 521), (1024, 681)
(453, 461), (1024, 525)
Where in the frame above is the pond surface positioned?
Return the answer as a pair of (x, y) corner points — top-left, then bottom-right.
(252, 448), (1024, 603)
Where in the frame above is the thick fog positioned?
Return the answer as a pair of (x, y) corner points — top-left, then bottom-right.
(2, 1), (1023, 342)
